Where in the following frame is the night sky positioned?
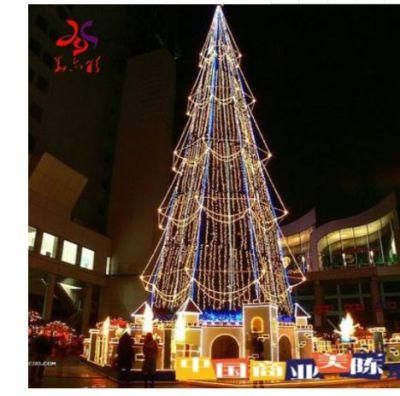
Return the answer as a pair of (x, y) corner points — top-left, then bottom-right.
(170, 5), (400, 224)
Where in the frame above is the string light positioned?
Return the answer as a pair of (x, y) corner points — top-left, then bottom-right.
(140, 5), (305, 313)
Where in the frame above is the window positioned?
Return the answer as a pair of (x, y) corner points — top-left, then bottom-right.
(383, 281), (400, 293)
(251, 316), (264, 333)
(360, 282), (370, 294)
(61, 240), (77, 265)
(106, 256), (111, 275)
(36, 75), (49, 94)
(80, 247), (94, 270)
(28, 226), (37, 251)
(40, 233), (58, 258)
(324, 284), (338, 296)
(339, 283), (360, 295)
(325, 298), (339, 312)
(35, 15), (48, 33)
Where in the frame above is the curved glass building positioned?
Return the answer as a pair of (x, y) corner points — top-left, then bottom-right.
(281, 193), (400, 332)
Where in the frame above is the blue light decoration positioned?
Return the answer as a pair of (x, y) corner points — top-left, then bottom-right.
(285, 359), (321, 381)
(201, 311), (294, 324)
(388, 363), (400, 379)
(278, 313), (295, 323)
(201, 310), (243, 323)
(139, 5), (306, 314)
(343, 352), (385, 380)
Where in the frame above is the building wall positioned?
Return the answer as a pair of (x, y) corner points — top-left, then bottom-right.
(107, 48), (175, 276)
(29, 5), (135, 232)
(29, 153), (111, 274)
(29, 153), (111, 333)
(283, 193), (400, 331)
(29, 5), (73, 150)
(99, 49), (175, 318)
(29, 153), (400, 333)
(200, 326), (243, 358)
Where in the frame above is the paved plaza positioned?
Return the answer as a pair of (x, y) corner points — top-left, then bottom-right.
(29, 357), (400, 388)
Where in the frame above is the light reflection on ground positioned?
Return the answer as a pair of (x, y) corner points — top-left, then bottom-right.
(29, 357), (400, 388)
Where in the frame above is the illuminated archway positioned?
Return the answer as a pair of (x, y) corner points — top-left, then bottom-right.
(211, 334), (240, 359)
(279, 335), (292, 361)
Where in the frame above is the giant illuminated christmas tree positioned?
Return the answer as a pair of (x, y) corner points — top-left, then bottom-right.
(141, 6), (305, 314)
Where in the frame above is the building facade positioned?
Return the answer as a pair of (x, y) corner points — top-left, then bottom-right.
(29, 153), (111, 334)
(281, 193), (400, 332)
(29, 153), (400, 335)
(28, 8), (400, 335)
(29, 48), (176, 331)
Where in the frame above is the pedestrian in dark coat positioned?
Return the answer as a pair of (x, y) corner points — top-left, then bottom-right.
(117, 331), (133, 382)
(252, 335), (264, 360)
(142, 332), (158, 387)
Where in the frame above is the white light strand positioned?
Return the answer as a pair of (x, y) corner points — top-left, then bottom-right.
(140, 6), (304, 313)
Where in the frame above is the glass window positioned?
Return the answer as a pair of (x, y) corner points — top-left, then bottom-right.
(80, 247), (94, 270)
(61, 240), (77, 264)
(367, 222), (383, 265)
(106, 257), (111, 275)
(28, 226), (37, 251)
(381, 215), (395, 264)
(328, 236), (342, 268)
(383, 281), (400, 293)
(324, 284), (338, 296)
(360, 282), (371, 294)
(341, 228), (356, 268)
(325, 298), (339, 312)
(353, 225), (369, 266)
(339, 283), (360, 295)
(40, 232), (58, 258)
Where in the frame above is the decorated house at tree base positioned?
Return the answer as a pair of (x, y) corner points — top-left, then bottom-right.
(82, 299), (314, 371)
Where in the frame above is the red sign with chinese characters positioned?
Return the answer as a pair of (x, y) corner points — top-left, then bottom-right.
(312, 353), (352, 374)
(212, 358), (249, 379)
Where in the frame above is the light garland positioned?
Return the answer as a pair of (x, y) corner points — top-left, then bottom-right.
(141, 6), (305, 313)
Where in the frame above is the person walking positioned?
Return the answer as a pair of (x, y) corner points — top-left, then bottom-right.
(251, 335), (264, 360)
(117, 331), (133, 383)
(142, 333), (158, 388)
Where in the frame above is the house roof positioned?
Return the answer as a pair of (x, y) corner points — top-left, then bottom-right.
(131, 301), (147, 316)
(177, 298), (202, 314)
(294, 303), (311, 318)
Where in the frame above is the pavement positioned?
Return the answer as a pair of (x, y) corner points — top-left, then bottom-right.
(29, 356), (400, 388)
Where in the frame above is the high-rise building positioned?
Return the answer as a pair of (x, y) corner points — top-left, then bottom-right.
(28, 5), (178, 326)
